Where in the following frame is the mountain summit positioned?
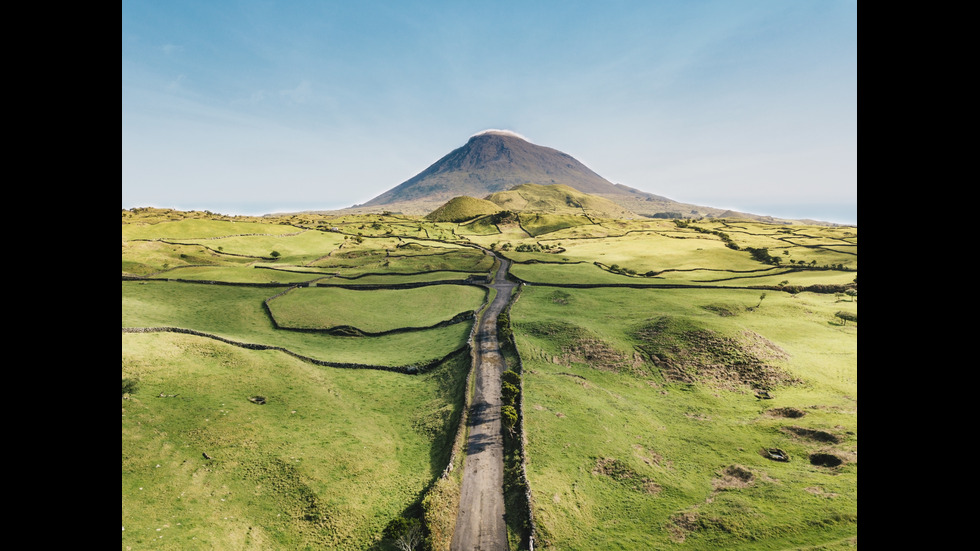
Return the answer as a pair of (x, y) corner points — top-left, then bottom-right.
(358, 130), (664, 214)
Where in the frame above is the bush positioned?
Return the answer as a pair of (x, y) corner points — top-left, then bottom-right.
(501, 381), (520, 406)
(122, 377), (139, 396)
(270, 251), (281, 258)
(501, 405), (518, 432)
(835, 311), (857, 325)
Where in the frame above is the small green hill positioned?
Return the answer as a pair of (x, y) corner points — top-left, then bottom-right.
(485, 183), (637, 219)
(425, 196), (503, 222)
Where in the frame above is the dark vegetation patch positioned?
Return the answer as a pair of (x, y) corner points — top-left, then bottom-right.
(784, 426), (842, 444)
(522, 321), (646, 375)
(548, 289), (572, 305)
(240, 456), (339, 547)
(809, 452), (845, 468)
(412, 402), (454, 438)
(592, 458), (661, 494)
(633, 317), (798, 391)
(519, 320), (590, 349)
(712, 464), (755, 490)
(765, 407), (806, 418)
(122, 377), (139, 397)
(668, 511), (701, 543)
(701, 303), (740, 317)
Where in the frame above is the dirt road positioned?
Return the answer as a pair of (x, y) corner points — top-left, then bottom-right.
(450, 256), (516, 551)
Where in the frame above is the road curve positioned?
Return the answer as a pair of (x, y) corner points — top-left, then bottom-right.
(450, 255), (516, 551)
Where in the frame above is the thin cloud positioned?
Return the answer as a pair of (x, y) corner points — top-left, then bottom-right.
(166, 74), (187, 91)
(472, 129), (530, 141)
(280, 80), (313, 103)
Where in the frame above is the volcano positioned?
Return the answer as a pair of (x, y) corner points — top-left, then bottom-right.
(347, 130), (794, 222)
(356, 130), (675, 215)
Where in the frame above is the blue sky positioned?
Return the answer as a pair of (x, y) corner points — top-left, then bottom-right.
(122, 1), (856, 224)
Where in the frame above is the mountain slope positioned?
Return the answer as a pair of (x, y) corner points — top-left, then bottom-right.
(360, 130), (626, 212)
(333, 130), (835, 224)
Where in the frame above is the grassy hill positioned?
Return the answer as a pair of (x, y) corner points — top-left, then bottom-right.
(122, 207), (856, 550)
(425, 196), (502, 222)
(485, 183), (637, 220)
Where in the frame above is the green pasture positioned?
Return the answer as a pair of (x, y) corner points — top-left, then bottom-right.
(502, 227), (857, 286)
(518, 213), (595, 237)
(145, 265), (319, 284)
(122, 240), (258, 276)
(268, 285), (487, 333)
(322, 271), (475, 284)
(511, 286), (857, 550)
(332, 220), (459, 242)
(311, 246), (493, 275)
(595, 218), (667, 233)
(124, 209), (856, 550)
(122, 331), (469, 550)
(560, 233), (759, 271)
(455, 216), (502, 236)
(122, 281), (471, 366)
(188, 230), (347, 263)
(123, 217), (297, 240)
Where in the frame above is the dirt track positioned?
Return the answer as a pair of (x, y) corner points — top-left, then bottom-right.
(450, 256), (515, 551)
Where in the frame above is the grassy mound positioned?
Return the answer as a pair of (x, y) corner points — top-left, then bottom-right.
(633, 316), (798, 391)
(425, 196), (502, 222)
(485, 183), (637, 219)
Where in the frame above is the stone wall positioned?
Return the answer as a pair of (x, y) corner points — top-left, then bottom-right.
(121, 326), (465, 375)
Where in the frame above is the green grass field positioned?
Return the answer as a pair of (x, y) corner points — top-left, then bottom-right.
(122, 332), (469, 550)
(268, 285), (487, 333)
(512, 286), (857, 550)
(122, 281), (473, 367)
(123, 208), (856, 549)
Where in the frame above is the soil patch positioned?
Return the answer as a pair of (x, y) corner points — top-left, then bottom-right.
(668, 511), (700, 543)
(702, 304), (740, 317)
(559, 339), (644, 374)
(784, 426), (842, 444)
(592, 457), (661, 494)
(634, 317), (798, 391)
(766, 407), (806, 418)
(529, 321), (645, 375)
(712, 464), (755, 491)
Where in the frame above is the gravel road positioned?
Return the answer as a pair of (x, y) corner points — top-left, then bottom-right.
(450, 256), (516, 551)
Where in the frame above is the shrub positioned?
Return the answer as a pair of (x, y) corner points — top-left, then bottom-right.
(501, 381), (520, 406)
(270, 251), (281, 258)
(835, 311), (857, 325)
(501, 405), (518, 433)
(122, 377), (139, 396)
